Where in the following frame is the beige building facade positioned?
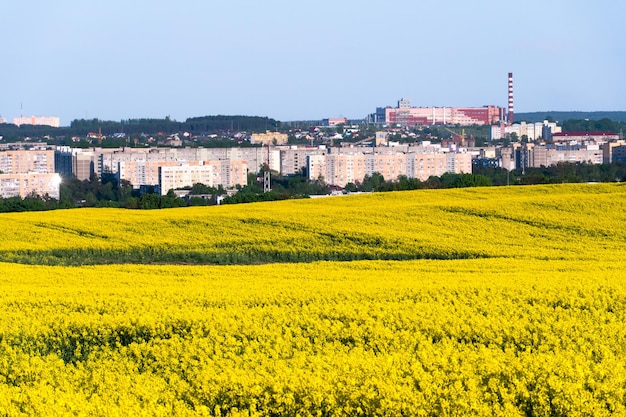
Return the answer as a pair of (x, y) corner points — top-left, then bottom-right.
(0, 150), (55, 174)
(308, 148), (472, 187)
(158, 160), (247, 195)
(0, 173), (61, 199)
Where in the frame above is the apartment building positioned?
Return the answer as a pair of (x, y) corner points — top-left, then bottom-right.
(0, 150), (54, 174)
(158, 160), (247, 195)
(552, 132), (618, 143)
(250, 131), (288, 145)
(490, 121), (561, 141)
(119, 160), (188, 188)
(603, 140), (626, 164)
(0, 173), (60, 199)
(308, 146), (472, 187)
(0, 149), (60, 199)
(505, 143), (604, 170)
(12, 116), (60, 128)
(280, 146), (327, 176)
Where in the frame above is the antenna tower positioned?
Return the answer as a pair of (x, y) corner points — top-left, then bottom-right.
(263, 142), (271, 193)
(508, 72), (514, 124)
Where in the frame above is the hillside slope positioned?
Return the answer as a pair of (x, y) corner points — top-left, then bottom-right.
(1, 183), (625, 265)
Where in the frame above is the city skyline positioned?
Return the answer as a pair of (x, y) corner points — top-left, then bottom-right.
(1, 0), (624, 125)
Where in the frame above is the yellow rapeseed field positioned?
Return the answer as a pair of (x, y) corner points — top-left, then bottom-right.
(1, 183), (626, 416)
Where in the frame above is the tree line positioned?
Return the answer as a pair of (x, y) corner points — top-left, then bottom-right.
(0, 161), (625, 213)
(0, 115), (282, 141)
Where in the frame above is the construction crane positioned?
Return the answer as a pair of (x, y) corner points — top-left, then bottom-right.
(441, 126), (466, 147)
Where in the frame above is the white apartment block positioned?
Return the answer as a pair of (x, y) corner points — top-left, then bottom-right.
(13, 116), (61, 128)
(0, 173), (61, 199)
(490, 121), (561, 141)
(158, 160), (247, 195)
(0, 150), (59, 199)
(97, 147), (279, 182)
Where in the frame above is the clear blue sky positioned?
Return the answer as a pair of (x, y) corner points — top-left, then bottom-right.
(1, 0), (623, 125)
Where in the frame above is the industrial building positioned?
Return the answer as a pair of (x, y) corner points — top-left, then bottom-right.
(369, 73), (515, 128)
(385, 104), (503, 127)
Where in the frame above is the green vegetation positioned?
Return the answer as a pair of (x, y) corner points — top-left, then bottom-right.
(0, 115), (282, 144)
(474, 161), (626, 185)
(516, 111), (626, 123)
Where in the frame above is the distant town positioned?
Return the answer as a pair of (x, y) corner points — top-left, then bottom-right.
(0, 73), (625, 208)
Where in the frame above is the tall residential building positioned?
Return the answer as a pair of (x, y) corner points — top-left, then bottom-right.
(158, 160), (247, 195)
(603, 140), (626, 164)
(13, 116), (61, 128)
(0, 173), (61, 199)
(0, 149), (60, 199)
(0, 150), (55, 174)
(490, 121), (561, 141)
(505, 143), (604, 170)
(307, 146), (472, 187)
(280, 146), (327, 176)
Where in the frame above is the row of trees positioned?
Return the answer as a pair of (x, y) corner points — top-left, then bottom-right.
(344, 172), (492, 193)
(57, 174), (226, 210)
(0, 115), (282, 142)
(0, 161), (625, 213)
(474, 161), (626, 185)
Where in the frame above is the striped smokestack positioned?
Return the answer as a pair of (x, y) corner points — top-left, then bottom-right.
(508, 72), (514, 124)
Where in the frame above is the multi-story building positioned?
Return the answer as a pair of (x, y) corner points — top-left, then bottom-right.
(490, 121), (561, 141)
(603, 140), (626, 164)
(74, 151), (96, 181)
(56, 146), (280, 188)
(250, 131), (288, 145)
(369, 152), (407, 182)
(158, 160), (247, 195)
(55, 147), (96, 180)
(504, 143), (604, 170)
(0, 173), (61, 199)
(385, 104), (502, 127)
(307, 145), (472, 187)
(280, 146), (327, 176)
(551, 132), (618, 143)
(119, 160), (185, 188)
(406, 152), (448, 180)
(0, 150), (54, 174)
(0, 149), (60, 199)
(367, 107), (388, 126)
(12, 116), (61, 128)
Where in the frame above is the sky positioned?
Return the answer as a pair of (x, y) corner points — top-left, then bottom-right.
(1, 0), (624, 125)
